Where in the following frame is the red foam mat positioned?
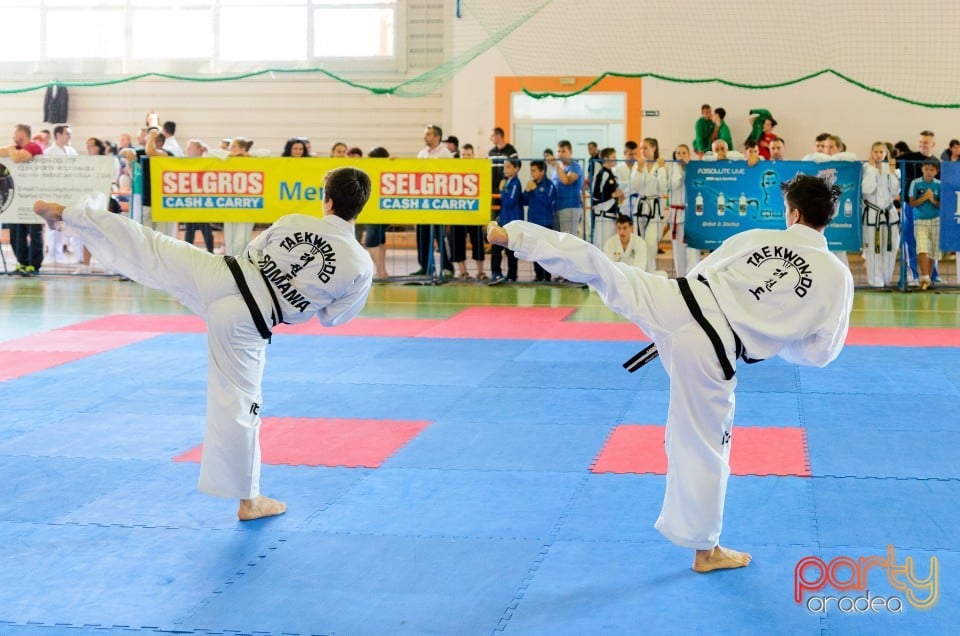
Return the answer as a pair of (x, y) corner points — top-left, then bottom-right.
(591, 424), (810, 477)
(38, 312), (960, 346)
(0, 330), (162, 353)
(0, 351), (94, 382)
(62, 314), (207, 333)
(173, 417), (431, 468)
(417, 307), (577, 340)
(844, 326), (960, 347)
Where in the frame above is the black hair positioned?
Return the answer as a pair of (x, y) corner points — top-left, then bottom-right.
(780, 174), (841, 229)
(530, 159), (546, 172)
(282, 138), (308, 157)
(324, 167), (372, 221)
(615, 213), (633, 225)
(163, 121), (176, 136)
(714, 107), (726, 120)
(368, 146), (390, 158)
(505, 157), (521, 169)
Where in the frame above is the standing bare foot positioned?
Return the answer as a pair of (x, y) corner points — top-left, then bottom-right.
(238, 495), (286, 521)
(693, 545), (752, 573)
(33, 200), (66, 230)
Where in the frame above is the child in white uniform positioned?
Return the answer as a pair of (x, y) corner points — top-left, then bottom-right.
(861, 142), (901, 287)
(488, 174), (853, 573)
(34, 167), (374, 521)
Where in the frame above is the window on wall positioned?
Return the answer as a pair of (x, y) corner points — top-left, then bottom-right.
(0, 0), (401, 74)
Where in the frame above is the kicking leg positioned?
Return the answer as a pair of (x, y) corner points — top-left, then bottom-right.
(36, 196), (230, 314)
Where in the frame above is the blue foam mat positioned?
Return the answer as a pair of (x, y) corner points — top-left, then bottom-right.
(0, 456), (158, 523)
(811, 547), (958, 635)
(62, 463), (369, 531)
(386, 420), (612, 472)
(813, 477), (960, 550)
(0, 521), (278, 630)
(304, 468), (586, 539)
(3, 331), (959, 634)
(558, 474), (817, 548)
(449, 386), (636, 426)
(516, 339), (642, 364)
(807, 427), (960, 479)
(503, 541), (824, 636)
(380, 336), (534, 360)
(487, 359), (648, 390)
(802, 393), (960, 432)
(799, 347), (960, 396)
(0, 411), (204, 461)
(332, 354), (506, 386)
(262, 381), (474, 419)
(184, 533), (545, 636)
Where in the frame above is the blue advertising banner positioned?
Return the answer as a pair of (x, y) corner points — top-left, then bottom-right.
(683, 161), (862, 250)
(935, 162), (960, 250)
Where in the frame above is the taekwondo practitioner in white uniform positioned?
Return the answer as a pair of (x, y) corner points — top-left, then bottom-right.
(861, 142), (901, 288)
(34, 166), (375, 521)
(487, 174), (853, 572)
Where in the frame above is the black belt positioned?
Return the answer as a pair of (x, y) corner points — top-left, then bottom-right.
(677, 276), (736, 381)
(224, 255), (272, 341)
(622, 276), (761, 379)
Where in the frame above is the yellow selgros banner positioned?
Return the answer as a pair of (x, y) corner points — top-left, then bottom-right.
(150, 157), (492, 225)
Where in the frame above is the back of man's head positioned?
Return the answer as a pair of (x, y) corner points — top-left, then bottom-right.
(163, 121), (176, 136)
(780, 174), (841, 229)
(324, 167), (372, 221)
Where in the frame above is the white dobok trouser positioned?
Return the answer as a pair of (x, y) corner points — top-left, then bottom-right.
(862, 222), (900, 288)
(63, 195), (272, 499)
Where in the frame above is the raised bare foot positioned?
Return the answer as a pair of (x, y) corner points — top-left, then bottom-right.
(693, 545), (752, 573)
(33, 200), (66, 230)
(486, 221), (509, 247)
(238, 495), (286, 521)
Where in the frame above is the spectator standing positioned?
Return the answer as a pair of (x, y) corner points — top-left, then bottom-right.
(552, 140), (584, 236)
(450, 140), (486, 280)
(0, 124), (45, 275)
(523, 159), (558, 282)
(692, 104), (715, 157)
(489, 157), (523, 285)
(413, 125), (454, 276)
(365, 146), (391, 279)
(908, 157), (941, 290)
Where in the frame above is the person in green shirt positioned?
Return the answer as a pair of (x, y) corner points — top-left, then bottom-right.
(693, 104), (715, 157)
(711, 107), (733, 150)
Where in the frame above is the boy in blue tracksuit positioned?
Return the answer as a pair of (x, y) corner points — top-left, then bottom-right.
(490, 157), (523, 284)
(523, 159), (559, 281)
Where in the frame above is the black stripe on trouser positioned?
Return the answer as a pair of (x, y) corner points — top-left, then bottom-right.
(676, 277), (736, 381)
(224, 255), (272, 341)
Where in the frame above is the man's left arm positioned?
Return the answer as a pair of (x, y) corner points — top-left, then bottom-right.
(317, 276), (373, 327)
(778, 275), (854, 367)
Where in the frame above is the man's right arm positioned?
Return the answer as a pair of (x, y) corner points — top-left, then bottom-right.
(0, 146), (34, 162)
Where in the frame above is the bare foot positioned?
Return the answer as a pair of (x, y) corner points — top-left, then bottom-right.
(486, 222), (508, 247)
(238, 495), (286, 521)
(33, 200), (65, 230)
(693, 545), (752, 573)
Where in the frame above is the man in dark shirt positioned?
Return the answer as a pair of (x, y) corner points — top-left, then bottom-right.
(488, 126), (518, 202)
